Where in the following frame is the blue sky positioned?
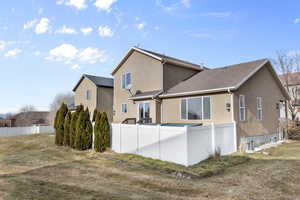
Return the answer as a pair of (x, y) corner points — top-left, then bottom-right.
(0, 0), (299, 113)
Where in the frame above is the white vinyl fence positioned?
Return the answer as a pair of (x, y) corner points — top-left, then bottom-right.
(0, 126), (54, 137)
(111, 122), (237, 166)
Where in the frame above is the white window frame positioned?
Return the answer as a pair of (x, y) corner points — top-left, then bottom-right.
(239, 95), (246, 121)
(121, 104), (127, 113)
(256, 97), (263, 120)
(121, 72), (132, 90)
(137, 101), (150, 119)
(180, 96), (212, 120)
(86, 89), (91, 100)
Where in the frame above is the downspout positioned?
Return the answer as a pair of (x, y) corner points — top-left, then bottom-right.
(227, 88), (234, 122)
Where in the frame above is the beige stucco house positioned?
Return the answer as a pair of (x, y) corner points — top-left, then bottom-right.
(112, 47), (289, 150)
(73, 74), (114, 122)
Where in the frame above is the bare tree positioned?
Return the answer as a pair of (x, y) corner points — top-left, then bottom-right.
(274, 50), (300, 121)
(19, 105), (36, 113)
(49, 92), (74, 124)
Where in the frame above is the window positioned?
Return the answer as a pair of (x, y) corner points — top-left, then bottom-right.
(138, 102), (150, 119)
(256, 97), (263, 120)
(86, 89), (91, 100)
(122, 73), (132, 89)
(121, 104), (127, 113)
(181, 97), (211, 120)
(239, 95), (246, 121)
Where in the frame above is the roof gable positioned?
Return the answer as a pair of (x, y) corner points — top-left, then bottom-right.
(73, 74), (113, 92)
(111, 47), (203, 75)
(161, 59), (290, 99)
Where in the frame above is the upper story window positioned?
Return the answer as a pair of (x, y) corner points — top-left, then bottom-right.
(86, 89), (91, 100)
(121, 104), (127, 113)
(256, 97), (263, 120)
(122, 73), (132, 89)
(181, 97), (211, 120)
(239, 95), (246, 121)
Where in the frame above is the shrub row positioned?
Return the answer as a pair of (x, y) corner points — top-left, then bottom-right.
(54, 104), (110, 152)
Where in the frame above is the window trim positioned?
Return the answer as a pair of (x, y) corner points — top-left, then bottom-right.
(256, 97), (263, 120)
(239, 95), (246, 121)
(180, 96), (212, 121)
(121, 72), (132, 90)
(121, 103), (127, 113)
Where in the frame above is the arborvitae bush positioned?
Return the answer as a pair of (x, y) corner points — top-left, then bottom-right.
(99, 112), (110, 152)
(54, 107), (61, 145)
(70, 105), (83, 148)
(75, 108), (93, 150)
(94, 112), (102, 152)
(63, 111), (72, 146)
(55, 103), (68, 146)
(92, 109), (98, 122)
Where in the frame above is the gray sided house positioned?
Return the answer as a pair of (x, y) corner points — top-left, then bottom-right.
(73, 74), (114, 122)
(111, 47), (290, 151)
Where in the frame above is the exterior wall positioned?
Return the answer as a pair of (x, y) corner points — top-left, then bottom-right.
(161, 93), (233, 125)
(74, 77), (98, 115)
(233, 64), (286, 145)
(113, 51), (163, 123)
(97, 86), (114, 122)
(163, 63), (199, 91)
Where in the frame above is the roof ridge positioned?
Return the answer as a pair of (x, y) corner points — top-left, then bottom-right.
(209, 58), (269, 71)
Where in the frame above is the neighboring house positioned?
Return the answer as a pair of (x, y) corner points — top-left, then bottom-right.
(73, 74), (114, 122)
(279, 72), (300, 121)
(112, 47), (289, 149)
(9, 111), (50, 127)
(0, 118), (12, 127)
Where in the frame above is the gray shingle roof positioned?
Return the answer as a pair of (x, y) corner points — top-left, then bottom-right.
(164, 59), (269, 96)
(73, 74), (114, 91)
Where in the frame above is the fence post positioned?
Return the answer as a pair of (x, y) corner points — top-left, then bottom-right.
(92, 122), (95, 150)
(136, 124), (139, 154)
(185, 126), (189, 166)
(157, 124), (161, 160)
(119, 124), (122, 153)
(233, 121), (237, 152)
(211, 123), (215, 155)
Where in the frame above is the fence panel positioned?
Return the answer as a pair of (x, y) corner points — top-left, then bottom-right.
(214, 123), (236, 155)
(138, 125), (160, 159)
(159, 126), (188, 166)
(0, 126), (54, 136)
(111, 124), (121, 153)
(187, 125), (213, 166)
(120, 124), (138, 153)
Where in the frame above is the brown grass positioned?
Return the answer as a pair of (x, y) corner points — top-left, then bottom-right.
(0, 134), (300, 200)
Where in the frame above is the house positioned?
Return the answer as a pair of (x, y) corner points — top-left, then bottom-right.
(0, 118), (12, 127)
(279, 72), (300, 121)
(111, 47), (289, 150)
(9, 111), (50, 127)
(73, 74), (114, 122)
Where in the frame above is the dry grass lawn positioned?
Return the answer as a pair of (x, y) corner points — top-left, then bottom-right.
(0, 134), (300, 200)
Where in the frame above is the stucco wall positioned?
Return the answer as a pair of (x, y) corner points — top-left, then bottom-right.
(74, 77), (97, 114)
(113, 51), (163, 123)
(161, 93), (233, 125)
(163, 63), (199, 91)
(233, 64), (286, 142)
(97, 86), (114, 122)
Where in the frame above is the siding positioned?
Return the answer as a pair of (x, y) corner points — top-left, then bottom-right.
(233, 63), (285, 142)
(97, 86), (114, 122)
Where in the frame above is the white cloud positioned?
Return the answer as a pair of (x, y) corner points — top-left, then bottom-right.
(24, 19), (38, 30)
(0, 41), (6, 51)
(180, 0), (190, 8)
(4, 48), (22, 57)
(0, 40), (17, 51)
(35, 18), (51, 34)
(47, 44), (107, 69)
(294, 18), (300, 24)
(137, 23), (145, 30)
(57, 0), (87, 10)
(94, 0), (118, 12)
(55, 25), (77, 34)
(98, 26), (114, 37)
(47, 44), (78, 62)
(78, 47), (106, 64)
(33, 51), (41, 56)
(80, 27), (93, 35)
